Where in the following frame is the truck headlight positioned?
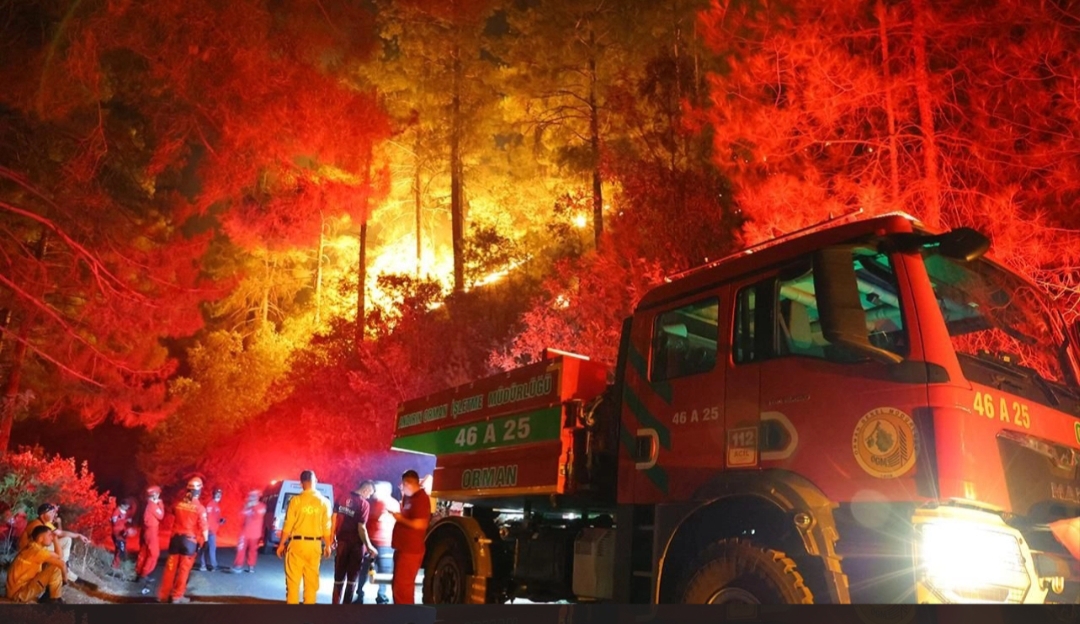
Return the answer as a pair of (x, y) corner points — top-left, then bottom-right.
(914, 516), (1030, 603)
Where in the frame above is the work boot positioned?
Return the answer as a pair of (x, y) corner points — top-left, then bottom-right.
(342, 582), (356, 604)
(332, 581), (344, 604)
(172, 596), (191, 604)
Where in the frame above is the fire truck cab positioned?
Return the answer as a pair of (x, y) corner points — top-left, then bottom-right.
(392, 212), (1080, 605)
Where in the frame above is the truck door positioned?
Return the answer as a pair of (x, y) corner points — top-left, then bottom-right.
(744, 247), (929, 603)
(624, 289), (726, 503)
(725, 249), (924, 490)
(726, 274), (766, 470)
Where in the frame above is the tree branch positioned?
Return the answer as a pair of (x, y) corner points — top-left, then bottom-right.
(0, 271), (164, 377)
(0, 325), (105, 388)
(0, 197), (141, 302)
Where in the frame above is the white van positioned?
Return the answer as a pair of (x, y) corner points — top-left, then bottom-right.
(259, 479), (334, 552)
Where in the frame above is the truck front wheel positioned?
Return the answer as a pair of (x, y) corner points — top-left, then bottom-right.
(676, 538), (814, 604)
(422, 538), (471, 604)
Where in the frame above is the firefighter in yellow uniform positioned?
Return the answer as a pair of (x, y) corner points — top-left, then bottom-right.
(275, 469), (333, 604)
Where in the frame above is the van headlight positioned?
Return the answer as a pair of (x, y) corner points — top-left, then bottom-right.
(914, 513), (1031, 603)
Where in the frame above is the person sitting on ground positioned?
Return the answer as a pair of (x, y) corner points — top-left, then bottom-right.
(2, 504), (27, 559)
(19, 503), (91, 583)
(5, 524), (68, 603)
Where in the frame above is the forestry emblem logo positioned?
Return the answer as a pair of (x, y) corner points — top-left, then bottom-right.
(852, 407), (918, 479)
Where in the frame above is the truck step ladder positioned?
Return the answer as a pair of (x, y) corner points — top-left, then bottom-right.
(629, 505), (656, 601)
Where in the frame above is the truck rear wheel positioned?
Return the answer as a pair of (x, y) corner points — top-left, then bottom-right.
(676, 538), (814, 604)
(422, 538), (471, 604)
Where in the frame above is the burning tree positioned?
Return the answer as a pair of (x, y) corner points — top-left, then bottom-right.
(0, 2), (217, 453)
(696, 0), (1080, 317)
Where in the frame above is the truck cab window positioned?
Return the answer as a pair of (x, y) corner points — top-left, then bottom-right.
(733, 282), (771, 364)
(733, 248), (907, 364)
(650, 297), (719, 381)
(921, 249), (1065, 385)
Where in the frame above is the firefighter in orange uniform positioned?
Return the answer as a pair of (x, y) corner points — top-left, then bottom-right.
(5, 525), (68, 603)
(275, 469), (332, 604)
(135, 485), (165, 584)
(157, 477), (209, 604)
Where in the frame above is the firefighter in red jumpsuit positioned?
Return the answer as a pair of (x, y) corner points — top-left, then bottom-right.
(196, 487), (224, 571)
(110, 499), (133, 573)
(135, 485), (164, 585)
(227, 490), (266, 573)
(157, 477), (208, 604)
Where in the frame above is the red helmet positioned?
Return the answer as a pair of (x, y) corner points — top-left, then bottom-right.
(146, 485), (161, 496)
(187, 477), (204, 491)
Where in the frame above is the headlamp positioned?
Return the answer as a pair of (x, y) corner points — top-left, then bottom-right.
(913, 506), (1035, 603)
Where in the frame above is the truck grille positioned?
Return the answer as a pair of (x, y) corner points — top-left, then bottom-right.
(997, 431), (1080, 524)
(997, 430), (1080, 602)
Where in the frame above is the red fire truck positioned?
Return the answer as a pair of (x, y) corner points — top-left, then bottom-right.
(390, 211), (1080, 605)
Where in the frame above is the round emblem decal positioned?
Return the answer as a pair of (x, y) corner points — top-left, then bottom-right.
(852, 407), (918, 478)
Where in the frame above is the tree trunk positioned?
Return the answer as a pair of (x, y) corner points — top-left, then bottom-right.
(588, 30), (603, 249)
(876, 0), (901, 206)
(356, 143), (373, 348)
(315, 210), (325, 326)
(0, 229), (48, 455)
(260, 258), (271, 327)
(451, 40), (465, 293)
(414, 131), (423, 278)
(910, 0), (941, 228)
(356, 219), (368, 346)
(0, 308), (10, 362)
(671, 0), (683, 172)
(692, 11), (700, 103)
(0, 327), (30, 455)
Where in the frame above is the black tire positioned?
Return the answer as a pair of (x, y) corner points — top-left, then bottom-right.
(422, 538), (471, 604)
(675, 538), (814, 604)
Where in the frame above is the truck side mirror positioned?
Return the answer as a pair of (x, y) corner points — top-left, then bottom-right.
(887, 226), (990, 262)
(813, 246), (903, 365)
(937, 227), (990, 261)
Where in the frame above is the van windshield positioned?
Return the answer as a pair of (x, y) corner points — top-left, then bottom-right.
(920, 249), (1064, 384)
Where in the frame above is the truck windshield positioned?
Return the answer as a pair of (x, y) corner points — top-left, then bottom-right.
(921, 249), (1064, 384)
